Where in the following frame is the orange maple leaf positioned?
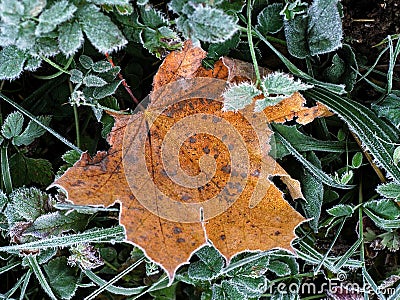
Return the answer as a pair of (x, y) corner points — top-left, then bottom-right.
(52, 41), (332, 281)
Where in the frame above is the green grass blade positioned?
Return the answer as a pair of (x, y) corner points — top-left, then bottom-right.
(1, 146), (12, 193)
(0, 226), (125, 252)
(362, 268), (386, 300)
(84, 257), (146, 299)
(26, 255), (57, 300)
(305, 88), (400, 182)
(19, 270), (32, 300)
(0, 92), (82, 154)
(275, 132), (355, 189)
(0, 261), (20, 274)
(332, 238), (362, 272)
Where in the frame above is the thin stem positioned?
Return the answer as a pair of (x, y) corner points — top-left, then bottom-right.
(69, 81), (81, 149)
(246, 0), (261, 86)
(41, 56), (71, 75)
(358, 181), (368, 300)
(34, 56), (74, 80)
(0, 92), (82, 154)
(105, 53), (139, 104)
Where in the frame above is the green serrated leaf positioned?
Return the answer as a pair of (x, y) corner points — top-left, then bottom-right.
(0, 190), (7, 212)
(308, 0), (342, 56)
(262, 72), (313, 97)
(36, 0), (77, 34)
(280, 0), (308, 21)
(78, 4), (127, 53)
(377, 182), (400, 201)
(327, 204), (353, 217)
(13, 115), (51, 146)
(140, 5), (168, 28)
(205, 32), (240, 64)
(254, 95), (287, 112)
(87, 0), (130, 4)
(301, 152), (323, 232)
(83, 74), (108, 87)
(283, 15), (309, 59)
(43, 257), (78, 300)
(92, 61), (113, 73)
(0, 46), (26, 80)
(5, 187), (49, 224)
(70, 69), (83, 84)
(10, 153), (53, 187)
(394, 146), (400, 165)
(256, 3), (283, 35)
(1, 111), (24, 139)
(141, 26), (181, 58)
(229, 275), (267, 298)
(93, 80), (122, 99)
(372, 94), (400, 128)
(62, 150), (81, 165)
(25, 210), (88, 238)
(212, 280), (246, 300)
(58, 21), (84, 57)
(222, 82), (261, 112)
(351, 152), (363, 169)
(188, 246), (225, 280)
(180, 4), (239, 43)
(364, 199), (400, 220)
(31, 37), (60, 57)
(340, 170), (353, 184)
(79, 55), (94, 69)
(323, 44), (357, 92)
(24, 55), (42, 72)
(268, 260), (291, 276)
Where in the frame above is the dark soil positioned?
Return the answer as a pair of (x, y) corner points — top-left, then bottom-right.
(342, 0), (400, 63)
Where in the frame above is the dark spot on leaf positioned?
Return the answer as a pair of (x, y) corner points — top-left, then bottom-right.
(189, 136), (196, 143)
(177, 238), (185, 243)
(221, 165), (231, 174)
(220, 235), (226, 241)
(274, 231), (281, 236)
(203, 146), (210, 154)
(181, 194), (191, 201)
(173, 227), (182, 234)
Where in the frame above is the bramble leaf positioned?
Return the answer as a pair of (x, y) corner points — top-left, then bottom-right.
(10, 153), (53, 186)
(188, 246), (224, 280)
(0, 46), (26, 80)
(43, 257), (78, 300)
(256, 3), (284, 35)
(1, 111), (24, 139)
(13, 115), (51, 146)
(308, 0), (343, 56)
(58, 21), (84, 57)
(83, 75), (108, 87)
(327, 204), (353, 217)
(377, 182), (400, 201)
(36, 0), (77, 34)
(364, 199), (400, 220)
(222, 82), (261, 112)
(300, 152), (323, 232)
(175, 4), (239, 43)
(78, 4), (127, 53)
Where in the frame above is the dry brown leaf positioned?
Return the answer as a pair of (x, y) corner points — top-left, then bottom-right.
(53, 40), (332, 281)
